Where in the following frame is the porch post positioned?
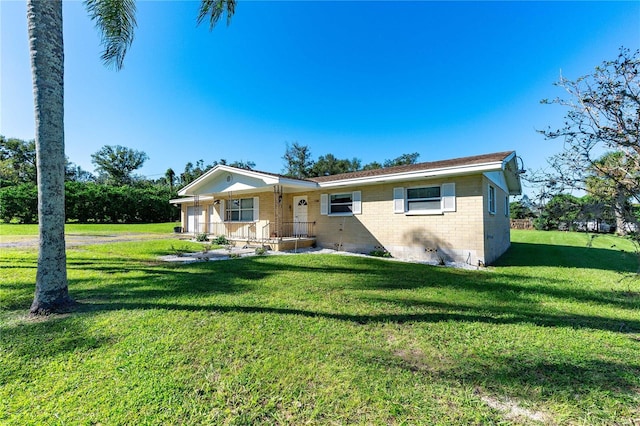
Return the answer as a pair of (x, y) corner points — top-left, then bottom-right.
(273, 185), (283, 240)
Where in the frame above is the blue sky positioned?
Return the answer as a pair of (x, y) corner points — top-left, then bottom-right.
(1, 1), (639, 192)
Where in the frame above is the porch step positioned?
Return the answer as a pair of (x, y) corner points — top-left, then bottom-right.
(241, 241), (270, 250)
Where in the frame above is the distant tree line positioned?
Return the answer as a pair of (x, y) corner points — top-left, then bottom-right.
(0, 138), (182, 223)
(0, 182), (176, 224)
(509, 193), (635, 233)
(281, 141), (420, 179)
(1, 137), (422, 223)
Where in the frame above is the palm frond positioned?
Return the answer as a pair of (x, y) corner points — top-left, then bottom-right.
(197, 0), (236, 30)
(84, 0), (137, 70)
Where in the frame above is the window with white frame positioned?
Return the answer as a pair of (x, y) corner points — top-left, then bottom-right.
(225, 198), (255, 222)
(406, 186), (441, 212)
(393, 183), (455, 214)
(488, 185), (496, 214)
(320, 191), (361, 216)
(330, 193), (353, 214)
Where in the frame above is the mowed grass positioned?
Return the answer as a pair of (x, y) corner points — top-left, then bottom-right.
(0, 221), (179, 237)
(1, 228), (639, 424)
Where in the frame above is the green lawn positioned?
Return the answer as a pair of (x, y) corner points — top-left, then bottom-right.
(1, 228), (639, 424)
(0, 221), (179, 237)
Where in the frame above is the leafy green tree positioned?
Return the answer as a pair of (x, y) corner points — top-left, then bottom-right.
(311, 154), (360, 177)
(91, 145), (149, 185)
(536, 47), (639, 236)
(586, 151), (638, 235)
(0, 136), (37, 185)
(178, 157), (256, 186)
(282, 142), (314, 179)
(361, 161), (383, 171)
(227, 159), (255, 170)
(580, 194), (616, 232)
(180, 162), (196, 185)
(383, 152), (420, 168)
(362, 153), (420, 170)
(534, 193), (582, 231)
(26, 0), (236, 314)
(64, 182), (178, 223)
(180, 160), (213, 185)
(65, 161), (95, 183)
(165, 168), (176, 192)
(509, 200), (534, 220)
(0, 183), (38, 223)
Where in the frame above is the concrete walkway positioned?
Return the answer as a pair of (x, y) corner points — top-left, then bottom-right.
(158, 245), (482, 270)
(158, 246), (334, 263)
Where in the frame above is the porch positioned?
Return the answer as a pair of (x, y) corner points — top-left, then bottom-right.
(202, 221), (317, 251)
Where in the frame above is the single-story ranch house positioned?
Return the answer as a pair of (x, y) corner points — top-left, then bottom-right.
(171, 151), (523, 266)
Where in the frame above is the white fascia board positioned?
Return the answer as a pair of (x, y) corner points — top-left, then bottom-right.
(178, 165), (224, 196)
(279, 178), (319, 189)
(170, 196), (214, 204)
(500, 152), (523, 195)
(501, 151), (517, 169)
(177, 165), (274, 196)
(317, 161), (504, 188)
(178, 165), (303, 196)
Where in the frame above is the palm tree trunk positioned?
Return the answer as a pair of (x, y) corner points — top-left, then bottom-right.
(27, 0), (73, 314)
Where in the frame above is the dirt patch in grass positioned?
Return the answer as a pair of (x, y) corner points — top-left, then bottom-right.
(393, 348), (433, 371)
(479, 393), (553, 424)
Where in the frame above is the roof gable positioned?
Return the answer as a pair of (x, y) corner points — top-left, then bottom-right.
(177, 165), (315, 196)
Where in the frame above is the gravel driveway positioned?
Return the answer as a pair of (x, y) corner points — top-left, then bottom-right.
(0, 233), (184, 249)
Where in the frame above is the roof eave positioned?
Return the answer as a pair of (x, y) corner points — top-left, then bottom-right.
(317, 161), (506, 188)
(502, 152), (523, 195)
(177, 165), (316, 196)
(170, 195), (214, 204)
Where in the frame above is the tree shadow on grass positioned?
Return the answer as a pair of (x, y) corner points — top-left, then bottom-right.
(358, 345), (640, 402)
(3, 295), (638, 385)
(359, 296), (640, 333)
(306, 256), (640, 311)
(3, 253), (639, 374)
(4, 253), (639, 323)
(0, 314), (114, 385)
(65, 299), (640, 334)
(3, 252), (640, 406)
(495, 242), (636, 273)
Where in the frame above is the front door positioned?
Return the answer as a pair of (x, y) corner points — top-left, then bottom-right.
(186, 206), (200, 233)
(293, 196), (308, 236)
